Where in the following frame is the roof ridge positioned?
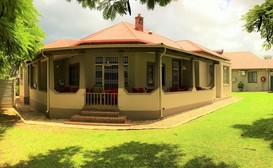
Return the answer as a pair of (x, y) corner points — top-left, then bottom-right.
(176, 40), (228, 59)
(122, 22), (139, 40)
(80, 23), (125, 41)
(45, 38), (66, 46)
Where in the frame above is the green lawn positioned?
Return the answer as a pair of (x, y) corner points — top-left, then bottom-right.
(1, 92), (273, 168)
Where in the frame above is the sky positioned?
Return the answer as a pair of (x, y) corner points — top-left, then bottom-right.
(33, 0), (271, 57)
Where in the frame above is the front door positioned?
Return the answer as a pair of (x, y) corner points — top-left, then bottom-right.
(95, 56), (119, 91)
(104, 64), (118, 90)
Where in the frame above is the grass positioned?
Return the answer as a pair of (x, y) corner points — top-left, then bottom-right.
(1, 92), (273, 167)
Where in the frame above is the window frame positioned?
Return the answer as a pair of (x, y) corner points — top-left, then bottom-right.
(172, 59), (181, 87)
(248, 71), (257, 83)
(147, 62), (155, 87)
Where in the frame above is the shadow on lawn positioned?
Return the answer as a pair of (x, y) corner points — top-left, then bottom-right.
(4, 141), (238, 168)
(184, 156), (238, 168)
(233, 117), (273, 150)
(4, 146), (82, 168)
(0, 109), (21, 140)
(82, 141), (183, 168)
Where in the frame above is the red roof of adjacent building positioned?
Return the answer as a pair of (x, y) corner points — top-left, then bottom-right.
(223, 51), (266, 69)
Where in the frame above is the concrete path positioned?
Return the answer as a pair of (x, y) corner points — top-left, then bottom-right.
(13, 97), (242, 130)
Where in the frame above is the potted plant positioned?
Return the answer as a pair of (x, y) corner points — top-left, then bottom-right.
(238, 81), (244, 91)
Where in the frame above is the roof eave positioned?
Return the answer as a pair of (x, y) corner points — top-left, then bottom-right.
(39, 44), (229, 62)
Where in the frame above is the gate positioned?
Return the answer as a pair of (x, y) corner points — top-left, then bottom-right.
(0, 79), (15, 108)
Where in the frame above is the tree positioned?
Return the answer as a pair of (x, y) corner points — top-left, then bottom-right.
(263, 55), (272, 60)
(0, 0), (45, 78)
(242, 0), (273, 50)
(67, 0), (173, 20)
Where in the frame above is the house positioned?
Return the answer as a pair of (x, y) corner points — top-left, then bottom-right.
(19, 14), (231, 121)
(224, 51), (273, 92)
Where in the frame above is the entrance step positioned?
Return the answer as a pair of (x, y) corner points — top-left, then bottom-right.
(70, 115), (127, 123)
(80, 111), (120, 117)
(64, 121), (132, 127)
(82, 106), (119, 112)
(68, 106), (130, 126)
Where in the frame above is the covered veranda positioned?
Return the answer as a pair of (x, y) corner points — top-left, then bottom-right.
(40, 44), (230, 119)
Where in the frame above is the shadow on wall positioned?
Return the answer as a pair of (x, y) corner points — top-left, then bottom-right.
(3, 141), (238, 168)
(233, 116), (273, 150)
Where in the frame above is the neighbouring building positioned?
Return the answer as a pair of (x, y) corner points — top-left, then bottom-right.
(20, 14), (232, 121)
(224, 51), (273, 92)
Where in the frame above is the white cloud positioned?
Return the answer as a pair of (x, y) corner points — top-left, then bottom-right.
(33, 0), (272, 57)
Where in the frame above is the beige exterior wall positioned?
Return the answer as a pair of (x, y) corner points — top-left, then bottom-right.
(232, 69), (269, 92)
(29, 88), (47, 113)
(215, 62), (232, 98)
(118, 88), (161, 119)
(49, 89), (85, 108)
(162, 89), (215, 116)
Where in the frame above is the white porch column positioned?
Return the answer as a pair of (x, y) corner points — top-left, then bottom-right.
(155, 51), (163, 117)
(19, 63), (30, 105)
(118, 54), (124, 89)
(49, 55), (54, 91)
(192, 58), (196, 89)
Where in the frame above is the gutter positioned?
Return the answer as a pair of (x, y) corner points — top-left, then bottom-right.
(41, 49), (50, 117)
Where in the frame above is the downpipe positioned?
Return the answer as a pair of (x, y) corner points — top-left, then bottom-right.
(41, 49), (50, 118)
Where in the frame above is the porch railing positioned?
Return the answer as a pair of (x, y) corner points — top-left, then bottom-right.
(86, 92), (118, 106)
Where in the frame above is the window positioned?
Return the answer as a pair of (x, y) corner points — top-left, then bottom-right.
(172, 60), (180, 87)
(95, 65), (102, 85)
(69, 63), (80, 86)
(124, 56), (129, 86)
(223, 66), (230, 84)
(147, 63), (165, 87)
(147, 63), (155, 87)
(248, 71), (257, 83)
(95, 56), (122, 88)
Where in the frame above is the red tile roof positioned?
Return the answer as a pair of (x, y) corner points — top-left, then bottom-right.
(223, 51), (266, 69)
(44, 20), (225, 60)
(44, 38), (78, 49)
(76, 22), (180, 48)
(176, 40), (227, 59)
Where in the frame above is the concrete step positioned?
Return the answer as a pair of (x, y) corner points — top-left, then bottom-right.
(64, 121), (131, 126)
(81, 111), (120, 117)
(82, 106), (119, 112)
(71, 115), (127, 123)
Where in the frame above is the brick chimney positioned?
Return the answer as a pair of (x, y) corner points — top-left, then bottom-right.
(135, 14), (143, 31)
